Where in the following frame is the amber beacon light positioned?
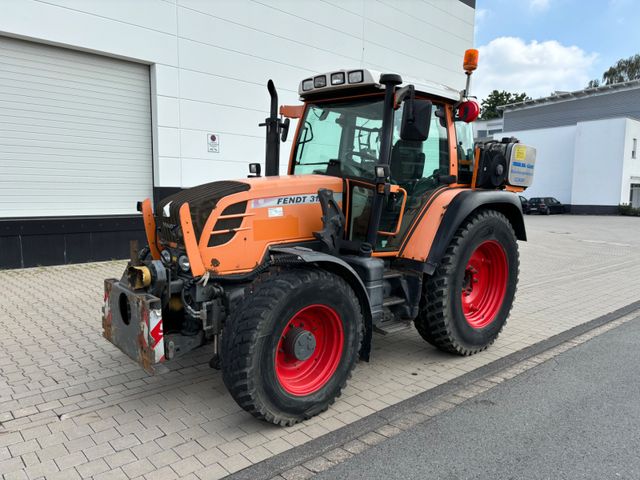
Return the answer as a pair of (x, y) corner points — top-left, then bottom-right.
(463, 48), (479, 72)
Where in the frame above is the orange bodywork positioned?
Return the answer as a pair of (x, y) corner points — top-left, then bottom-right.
(175, 175), (343, 275)
(179, 203), (207, 276)
(399, 188), (465, 261)
(141, 198), (160, 260)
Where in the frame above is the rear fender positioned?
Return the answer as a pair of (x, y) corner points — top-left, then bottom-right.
(423, 190), (526, 275)
(271, 246), (377, 361)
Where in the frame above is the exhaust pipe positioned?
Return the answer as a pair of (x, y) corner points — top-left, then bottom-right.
(260, 80), (290, 176)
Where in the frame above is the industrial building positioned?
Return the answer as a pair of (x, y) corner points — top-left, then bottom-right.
(496, 80), (640, 213)
(0, 0), (476, 268)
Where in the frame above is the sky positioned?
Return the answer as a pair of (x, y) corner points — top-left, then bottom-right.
(472, 0), (640, 101)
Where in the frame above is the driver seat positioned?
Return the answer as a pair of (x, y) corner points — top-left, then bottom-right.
(390, 140), (425, 194)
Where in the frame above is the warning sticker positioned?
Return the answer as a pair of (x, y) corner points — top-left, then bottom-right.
(251, 193), (342, 209)
(268, 207), (284, 218)
(514, 145), (527, 161)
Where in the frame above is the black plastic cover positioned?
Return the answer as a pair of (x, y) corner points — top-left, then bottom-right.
(157, 181), (250, 243)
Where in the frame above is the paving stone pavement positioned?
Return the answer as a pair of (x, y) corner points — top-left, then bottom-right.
(1, 215), (639, 479)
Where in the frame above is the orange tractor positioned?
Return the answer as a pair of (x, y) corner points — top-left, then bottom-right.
(103, 50), (536, 425)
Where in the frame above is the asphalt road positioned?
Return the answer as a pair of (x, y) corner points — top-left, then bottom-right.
(315, 316), (640, 480)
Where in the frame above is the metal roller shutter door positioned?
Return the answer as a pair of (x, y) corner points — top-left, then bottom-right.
(0, 36), (152, 217)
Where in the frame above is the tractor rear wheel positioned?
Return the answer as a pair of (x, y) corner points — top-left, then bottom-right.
(415, 209), (518, 355)
(221, 268), (363, 426)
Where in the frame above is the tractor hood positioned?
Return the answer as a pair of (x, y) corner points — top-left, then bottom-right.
(158, 180), (251, 243)
(156, 175), (344, 275)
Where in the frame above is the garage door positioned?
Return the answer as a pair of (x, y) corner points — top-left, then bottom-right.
(0, 36), (152, 217)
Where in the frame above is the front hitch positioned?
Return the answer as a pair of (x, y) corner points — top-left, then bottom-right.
(103, 279), (166, 374)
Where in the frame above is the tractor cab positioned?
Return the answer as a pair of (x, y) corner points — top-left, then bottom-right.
(287, 69), (473, 255)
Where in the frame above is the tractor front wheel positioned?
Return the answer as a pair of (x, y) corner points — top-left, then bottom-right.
(221, 268), (363, 426)
(415, 209), (519, 355)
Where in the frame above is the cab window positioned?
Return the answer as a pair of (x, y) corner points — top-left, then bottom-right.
(454, 120), (475, 183)
(293, 99), (385, 180)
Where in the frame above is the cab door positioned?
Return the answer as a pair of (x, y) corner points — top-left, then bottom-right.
(347, 103), (451, 253)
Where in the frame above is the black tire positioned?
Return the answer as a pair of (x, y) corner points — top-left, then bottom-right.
(415, 209), (519, 356)
(221, 267), (363, 426)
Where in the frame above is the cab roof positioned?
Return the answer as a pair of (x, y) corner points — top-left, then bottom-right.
(298, 68), (461, 103)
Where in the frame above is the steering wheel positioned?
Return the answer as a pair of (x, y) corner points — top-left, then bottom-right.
(342, 150), (379, 177)
(348, 150), (378, 162)
(342, 162), (367, 177)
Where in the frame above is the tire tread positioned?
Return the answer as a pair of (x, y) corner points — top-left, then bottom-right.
(415, 209), (519, 356)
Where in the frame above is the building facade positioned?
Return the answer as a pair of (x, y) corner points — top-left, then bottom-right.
(473, 117), (503, 139)
(499, 81), (640, 213)
(0, 0), (476, 268)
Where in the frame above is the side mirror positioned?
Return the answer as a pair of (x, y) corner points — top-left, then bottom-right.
(280, 118), (290, 142)
(400, 98), (432, 141)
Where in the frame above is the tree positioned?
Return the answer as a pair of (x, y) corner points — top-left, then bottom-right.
(587, 54), (640, 88)
(480, 90), (531, 119)
(603, 54), (640, 84)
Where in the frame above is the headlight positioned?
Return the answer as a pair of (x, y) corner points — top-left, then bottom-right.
(160, 249), (171, 265)
(331, 72), (345, 85)
(348, 70), (364, 84)
(313, 75), (327, 88)
(178, 255), (190, 272)
(302, 79), (313, 91)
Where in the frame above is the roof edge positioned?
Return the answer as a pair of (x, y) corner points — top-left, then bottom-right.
(499, 79), (640, 112)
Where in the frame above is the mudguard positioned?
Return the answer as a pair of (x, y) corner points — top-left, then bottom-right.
(270, 246), (378, 361)
(423, 190), (526, 274)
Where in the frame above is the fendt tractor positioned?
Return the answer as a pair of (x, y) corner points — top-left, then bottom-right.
(102, 50), (536, 426)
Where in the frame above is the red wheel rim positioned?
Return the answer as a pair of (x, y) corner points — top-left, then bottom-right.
(461, 240), (508, 329)
(275, 304), (344, 396)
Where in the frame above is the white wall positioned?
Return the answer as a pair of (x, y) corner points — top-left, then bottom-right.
(0, 0), (475, 189)
(501, 118), (637, 207)
(621, 118), (640, 204)
(571, 118), (626, 206)
(497, 125), (577, 204)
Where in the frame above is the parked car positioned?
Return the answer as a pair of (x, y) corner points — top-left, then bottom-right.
(528, 197), (565, 215)
(518, 195), (531, 214)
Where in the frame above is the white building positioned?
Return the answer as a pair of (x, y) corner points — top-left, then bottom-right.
(499, 81), (640, 214)
(0, 0), (476, 268)
(473, 117), (503, 139)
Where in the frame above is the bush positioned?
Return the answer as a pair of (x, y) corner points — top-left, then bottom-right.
(619, 204), (640, 216)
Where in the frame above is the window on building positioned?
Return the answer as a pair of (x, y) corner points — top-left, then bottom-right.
(633, 138), (637, 159)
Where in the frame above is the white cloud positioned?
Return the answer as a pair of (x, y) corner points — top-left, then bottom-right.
(529, 0), (551, 11)
(472, 37), (598, 101)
